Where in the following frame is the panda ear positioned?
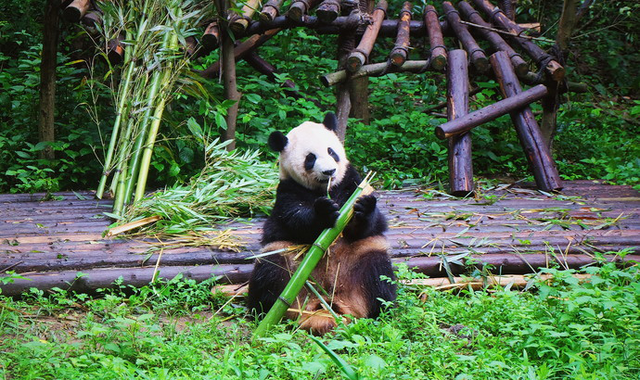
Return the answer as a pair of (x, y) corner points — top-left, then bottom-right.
(323, 112), (339, 132)
(268, 131), (288, 152)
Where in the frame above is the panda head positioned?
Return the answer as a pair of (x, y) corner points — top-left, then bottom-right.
(268, 112), (348, 191)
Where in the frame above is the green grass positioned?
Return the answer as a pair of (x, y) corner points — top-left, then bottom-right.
(1, 260), (639, 379)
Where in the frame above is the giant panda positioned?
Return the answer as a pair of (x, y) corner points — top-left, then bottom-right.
(247, 112), (396, 335)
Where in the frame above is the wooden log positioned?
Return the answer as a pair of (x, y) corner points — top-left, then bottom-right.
(435, 84), (548, 139)
(389, 2), (412, 67)
(521, 72), (587, 93)
(63, 0), (90, 23)
(446, 50), (474, 196)
(321, 60), (431, 86)
(215, 273), (595, 296)
(4, 254), (638, 296)
(346, 0), (388, 73)
(260, 0), (285, 21)
(228, 0), (261, 34)
(202, 21), (221, 50)
(499, 0), (515, 20)
(401, 254), (640, 278)
(458, 1), (528, 77)
(199, 29), (282, 79)
(470, 0), (565, 81)
(489, 51), (562, 192)
(316, 0), (341, 23)
(0, 263), (255, 297)
(442, 2), (488, 73)
(423, 5), (447, 70)
(244, 15), (448, 38)
(287, 0), (323, 22)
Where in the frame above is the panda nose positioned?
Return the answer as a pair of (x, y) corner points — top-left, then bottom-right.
(323, 169), (336, 176)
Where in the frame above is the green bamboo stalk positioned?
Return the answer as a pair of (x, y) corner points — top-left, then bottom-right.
(134, 96), (167, 202)
(253, 174), (374, 340)
(122, 35), (171, 204)
(96, 3), (150, 199)
(96, 59), (136, 199)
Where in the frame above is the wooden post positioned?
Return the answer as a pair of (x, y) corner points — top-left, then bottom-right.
(442, 2), (488, 73)
(346, 0), (387, 73)
(260, 0), (285, 21)
(38, 0), (60, 160)
(316, 0), (341, 23)
(447, 50), (474, 196)
(540, 0), (579, 148)
(458, 1), (528, 77)
(228, 0), (261, 34)
(435, 84), (548, 138)
(287, 0), (323, 22)
(62, 0), (90, 22)
(202, 21), (220, 50)
(489, 51), (562, 192)
(389, 2), (412, 67)
(424, 5), (447, 70)
(470, 0), (565, 81)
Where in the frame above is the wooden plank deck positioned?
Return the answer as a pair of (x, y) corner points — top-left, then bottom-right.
(1, 180), (639, 296)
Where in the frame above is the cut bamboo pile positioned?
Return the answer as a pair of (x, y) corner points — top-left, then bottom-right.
(63, 0), (586, 196)
(1, 181), (639, 296)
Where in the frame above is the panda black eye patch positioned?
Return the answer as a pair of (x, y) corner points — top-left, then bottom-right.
(327, 147), (340, 162)
(304, 153), (317, 171)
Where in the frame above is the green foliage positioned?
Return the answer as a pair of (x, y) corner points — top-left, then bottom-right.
(0, 40), (102, 193)
(2, 260), (639, 379)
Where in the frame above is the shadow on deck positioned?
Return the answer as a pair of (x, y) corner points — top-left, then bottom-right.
(1, 180), (639, 296)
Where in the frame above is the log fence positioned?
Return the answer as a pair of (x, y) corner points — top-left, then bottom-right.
(63, 0), (583, 195)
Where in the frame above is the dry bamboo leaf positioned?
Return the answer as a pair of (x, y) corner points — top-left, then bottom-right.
(106, 215), (162, 237)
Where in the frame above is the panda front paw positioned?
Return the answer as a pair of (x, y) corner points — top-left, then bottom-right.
(314, 197), (340, 229)
(354, 195), (377, 221)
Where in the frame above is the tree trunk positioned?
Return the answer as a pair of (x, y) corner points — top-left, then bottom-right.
(38, 0), (60, 160)
(217, 0), (241, 151)
(348, 0), (377, 126)
(541, 0), (579, 148)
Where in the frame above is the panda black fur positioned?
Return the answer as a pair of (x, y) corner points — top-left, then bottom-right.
(247, 112), (396, 335)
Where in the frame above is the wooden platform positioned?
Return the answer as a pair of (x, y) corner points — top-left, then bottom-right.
(1, 180), (639, 296)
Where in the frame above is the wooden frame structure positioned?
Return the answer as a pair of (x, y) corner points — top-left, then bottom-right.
(63, 0), (583, 195)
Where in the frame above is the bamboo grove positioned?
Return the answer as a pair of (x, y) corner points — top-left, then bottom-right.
(93, 0), (207, 216)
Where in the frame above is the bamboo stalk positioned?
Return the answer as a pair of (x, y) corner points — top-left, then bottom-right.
(134, 97), (168, 202)
(96, 60), (137, 199)
(253, 175), (374, 339)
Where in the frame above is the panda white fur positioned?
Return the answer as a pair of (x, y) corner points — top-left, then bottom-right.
(247, 112), (396, 335)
